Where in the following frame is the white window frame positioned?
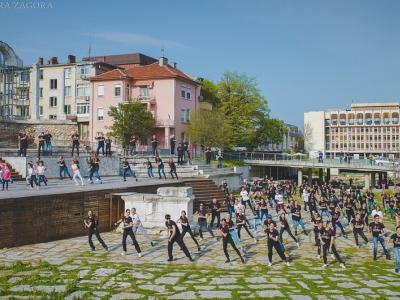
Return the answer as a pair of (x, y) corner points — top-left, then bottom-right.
(39, 106), (43, 116)
(49, 96), (57, 107)
(76, 103), (90, 116)
(77, 84), (90, 97)
(80, 66), (90, 76)
(139, 86), (149, 97)
(97, 85), (104, 97)
(64, 68), (72, 79)
(64, 86), (71, 97)
(114, 84), (121, 97)
(97, 107), (104, 121)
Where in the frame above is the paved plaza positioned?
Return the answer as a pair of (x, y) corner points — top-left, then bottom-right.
(0, 208), (399, 300)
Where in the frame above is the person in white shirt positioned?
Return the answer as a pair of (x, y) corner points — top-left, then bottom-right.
(36, 160), (47, 186)
(234, 199), (247, 225)
(71, 159), (84, 186)
(302, 190), (309, 211)
(240, 187), (253, 211)
(130, 208), (154, 247)
(371, 205), (384, 222)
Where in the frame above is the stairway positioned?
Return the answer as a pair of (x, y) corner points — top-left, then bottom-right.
(0, 158), (23, 181)
(183, 178), (227, 212)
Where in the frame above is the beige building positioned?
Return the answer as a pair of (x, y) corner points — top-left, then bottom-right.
(29, 56), (116, 140)
(304, 102), (400, 159)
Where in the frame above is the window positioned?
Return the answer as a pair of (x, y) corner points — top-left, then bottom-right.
(64, 86), (71, 97)
(39, 88), (43, 98)
(49, 114), (57, 120)
(97, 108), (104, 120)
(140, 86), (149, 96)
(77, 103), (90, 115)
(20, 72), (29, 82)
(64, 68), (71, 79)
(39, 106), (43, 116)
(80, 66), (90, 76)
(77, 84), (90, 97)
(40, 70), (43, 80)
(181, 86), (192, 100)
(114, 85), (121, 96)
(97, 85), (104, 97)
(180, 109), (191, 123)
(50, 79), (57, 89)
(49, 97), (57, 107)
(64, 105), (71, 115)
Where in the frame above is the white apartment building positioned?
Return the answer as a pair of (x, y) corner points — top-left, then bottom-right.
(29, 56), (116, 140)
(304, 102), (400, 159)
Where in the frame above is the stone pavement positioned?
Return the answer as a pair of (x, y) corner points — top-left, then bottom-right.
(0, 209), (399, 299)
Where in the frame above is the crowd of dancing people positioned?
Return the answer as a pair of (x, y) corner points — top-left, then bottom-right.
(84, 177), (400, 273)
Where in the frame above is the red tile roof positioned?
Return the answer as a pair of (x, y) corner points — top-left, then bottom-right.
(89, 62), (198, 84)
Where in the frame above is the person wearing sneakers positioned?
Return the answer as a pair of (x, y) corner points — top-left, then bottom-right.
(165, 214), (193, 262)
(122, 158), (138, 182)
(196, 203), (215, 239)
(115, 209), (142, 257)
(1, 167), (11, 191)
(131, 208), (153, 247)
(220, 218), (245, 264)
(351, 213), (369, 247)
(71, 159), (84, 186)
(265, 222), (290, 266)
(84, 210), (108, 252)
(389, 225), (400, 273)
(178, 210), (201, 252)
(369, 214), (391, 261)
(278, 212), (299, 247)
(319, 221), (346, 269)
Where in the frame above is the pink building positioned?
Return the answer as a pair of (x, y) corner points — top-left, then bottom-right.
(89, 57), (201, 149)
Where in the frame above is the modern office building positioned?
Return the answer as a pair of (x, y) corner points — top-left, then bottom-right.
(304, 102), (400, 159)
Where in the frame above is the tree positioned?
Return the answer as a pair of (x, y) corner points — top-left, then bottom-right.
(248, 117), (288, 150)
(187, 108), (233, 149)
(303, 122), (313, 153)
(107, 100), (155, 147)
(200, 79), (219, 106)
(217, 71), (270, 147)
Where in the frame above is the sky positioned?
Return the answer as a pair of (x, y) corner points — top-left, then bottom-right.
(1, 0), (400, 128)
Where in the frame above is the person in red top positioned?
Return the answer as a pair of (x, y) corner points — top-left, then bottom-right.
(1, 167), (11, 191)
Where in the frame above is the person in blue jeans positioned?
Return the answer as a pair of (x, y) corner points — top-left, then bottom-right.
(145, 159), (154, 178)
(156, 157), (166, 179)
(290, 200), (308, 236)
(369, 215), (390, 260)
(390, 226), (400, 273)
(122, 159), (137, 182)
(225, 194), (235, 221)
(252, 203), (263, 231)
(58, 155), (72, 180)
(260, 198), (269, 221)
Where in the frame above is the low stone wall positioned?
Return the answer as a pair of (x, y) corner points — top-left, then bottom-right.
(0, 120), (77, 148)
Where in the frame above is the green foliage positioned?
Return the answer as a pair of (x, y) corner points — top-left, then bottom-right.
(200, 79), (219, 106)
(187, 108), (233, 149)
(107, 100), (155, 147)
(248, 117), (288, 150)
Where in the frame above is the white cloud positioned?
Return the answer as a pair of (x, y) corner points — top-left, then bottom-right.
(84, 31), (186, 50)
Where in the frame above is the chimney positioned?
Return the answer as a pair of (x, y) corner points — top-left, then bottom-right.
(159, 56), (168, 67)
(67, 55), (76, 64)
(172, 62), (177, 68)
(48, 57), (58, 65)
(37, 57), (44, 65)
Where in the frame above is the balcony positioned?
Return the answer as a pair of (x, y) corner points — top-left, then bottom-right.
(137, 95), (156, 104)
(156, 118), (174, 127)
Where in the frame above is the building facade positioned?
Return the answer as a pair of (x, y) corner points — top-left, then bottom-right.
(89, 57), (201, 148)
(261, 123), (301, 152)
(304, 102), (400, 159)
(29, 56), (117, 140)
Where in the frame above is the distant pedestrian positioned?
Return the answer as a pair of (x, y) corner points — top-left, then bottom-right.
(1, 167), (11, 191)
(27, 162), (39, 190)
(168, 159), (178, 179)
(71, 131), (80, 157)
(18, 131), (28, 157)
(216, 149), (223, 168)
(205, 147), (212, 165)
(105, 137), (112, 157)
(156, 156), (166, 179)
(37, 132), (45, 158)
(96, 133), (105, 156)
(177, 143), (184, 165)
(44, 130), (52, 155)
(170, 135), (176, 155)
(145, 159), (154, 178)
(151, 135), (158, 156)
(84, 210), (108, 252)
(58, 155), (72, 180)
(129, 136), (137, 156)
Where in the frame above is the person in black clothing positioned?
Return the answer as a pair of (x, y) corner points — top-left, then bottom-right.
(37, 132), (45, 158)
(96, 133), (105, 156)
(44, 130), (52, 155)
(351, 213), (369, 247)
(165, 214), (193, 262)
(177, 210), (201, 252)
(266, 222), (290, 266)
(105, 137), (112, 157)
(71, 132), (80, 157)
(319, 221), (346, 268)
(220, 218), (245, 263)
(183, 140), (189, 161)
(278, 213), (299, 247)
(170, 135), (176, 155)
(129, 136), (137, 155)
(389, 225), (400, 273)
(19, 132), (28, 157)
(115, 209), (142, 256)
(210, 198), (221, 228)
(196, 203), (215, 239)
(168, 159), (178, 179)
(331, 206), (347, 237)
(177, 143), (184, 165)
(369, 215), (390, 260)
(84, 210), (108, 251)
(58, 155), (72, 179)
(151, 135), (158, 156)
(344, 199), (355, 224)
(122, 158), (138, 182)
(237, 208), (257, 242)
(205, 147), (212, 165)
